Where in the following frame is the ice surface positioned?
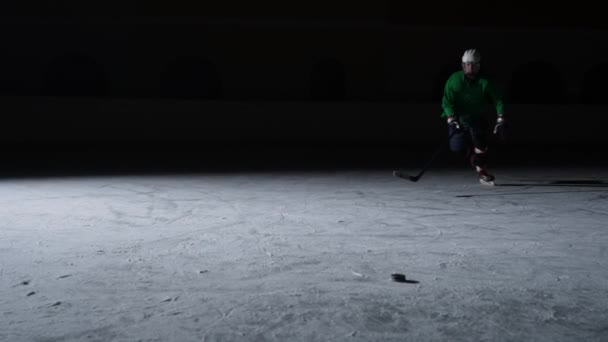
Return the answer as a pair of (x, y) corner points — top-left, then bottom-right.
(1, 167), (607, 341)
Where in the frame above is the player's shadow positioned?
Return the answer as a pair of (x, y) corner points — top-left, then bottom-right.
(456, 180), (608, 197)
(497, 180), (608, 187)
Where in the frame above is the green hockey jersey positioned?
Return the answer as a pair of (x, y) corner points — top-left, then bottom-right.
(441, 70), (505, 123)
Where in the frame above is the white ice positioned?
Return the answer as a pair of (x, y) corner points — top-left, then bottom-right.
(1, 167), (607, 341)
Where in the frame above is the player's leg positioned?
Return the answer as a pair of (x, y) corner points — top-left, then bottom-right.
(448, 123), (469, 154)
(469, 122), (495, 183)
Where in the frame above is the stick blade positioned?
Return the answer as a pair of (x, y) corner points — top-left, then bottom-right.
(393, 170), (421, 182)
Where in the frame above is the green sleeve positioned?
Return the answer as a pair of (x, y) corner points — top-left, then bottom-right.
(486, 81), (505, 115)
(441, 77), (456, 118)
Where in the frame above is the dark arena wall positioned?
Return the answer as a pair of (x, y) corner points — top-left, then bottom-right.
(1, 3), (606, 167)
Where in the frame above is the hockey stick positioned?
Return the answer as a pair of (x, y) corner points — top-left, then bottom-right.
(394, 128), (459, 182)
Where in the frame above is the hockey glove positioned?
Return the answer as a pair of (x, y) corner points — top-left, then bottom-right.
(493, 116), (507, 142)
(447, 116), (462, 131)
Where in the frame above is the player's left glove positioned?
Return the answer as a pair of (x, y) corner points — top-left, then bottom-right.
(493, 115), (508, 142)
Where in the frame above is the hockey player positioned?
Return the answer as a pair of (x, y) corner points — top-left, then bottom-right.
(441, 49), (507, 184)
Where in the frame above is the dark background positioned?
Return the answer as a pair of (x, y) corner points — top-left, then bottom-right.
(1, 2), (607, 174)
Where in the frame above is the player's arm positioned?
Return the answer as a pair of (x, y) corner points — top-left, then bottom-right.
(441, 79), (457, 119)
(441, 78), (461, 130)
(486, 81), (505, 117)
(486, 81), (508, 139)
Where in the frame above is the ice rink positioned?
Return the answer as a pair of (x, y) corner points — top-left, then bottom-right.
(2, 164), (607, 341)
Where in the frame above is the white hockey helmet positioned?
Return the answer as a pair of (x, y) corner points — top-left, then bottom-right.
(462, 49), (481, 63)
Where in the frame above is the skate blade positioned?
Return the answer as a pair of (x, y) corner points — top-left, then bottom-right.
(479, 179), (495, 186)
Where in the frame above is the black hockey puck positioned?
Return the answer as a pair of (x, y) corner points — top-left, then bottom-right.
(391, 273), (406, 282)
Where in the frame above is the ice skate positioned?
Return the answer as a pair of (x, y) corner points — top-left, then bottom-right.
(477, 167), (495, 186)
